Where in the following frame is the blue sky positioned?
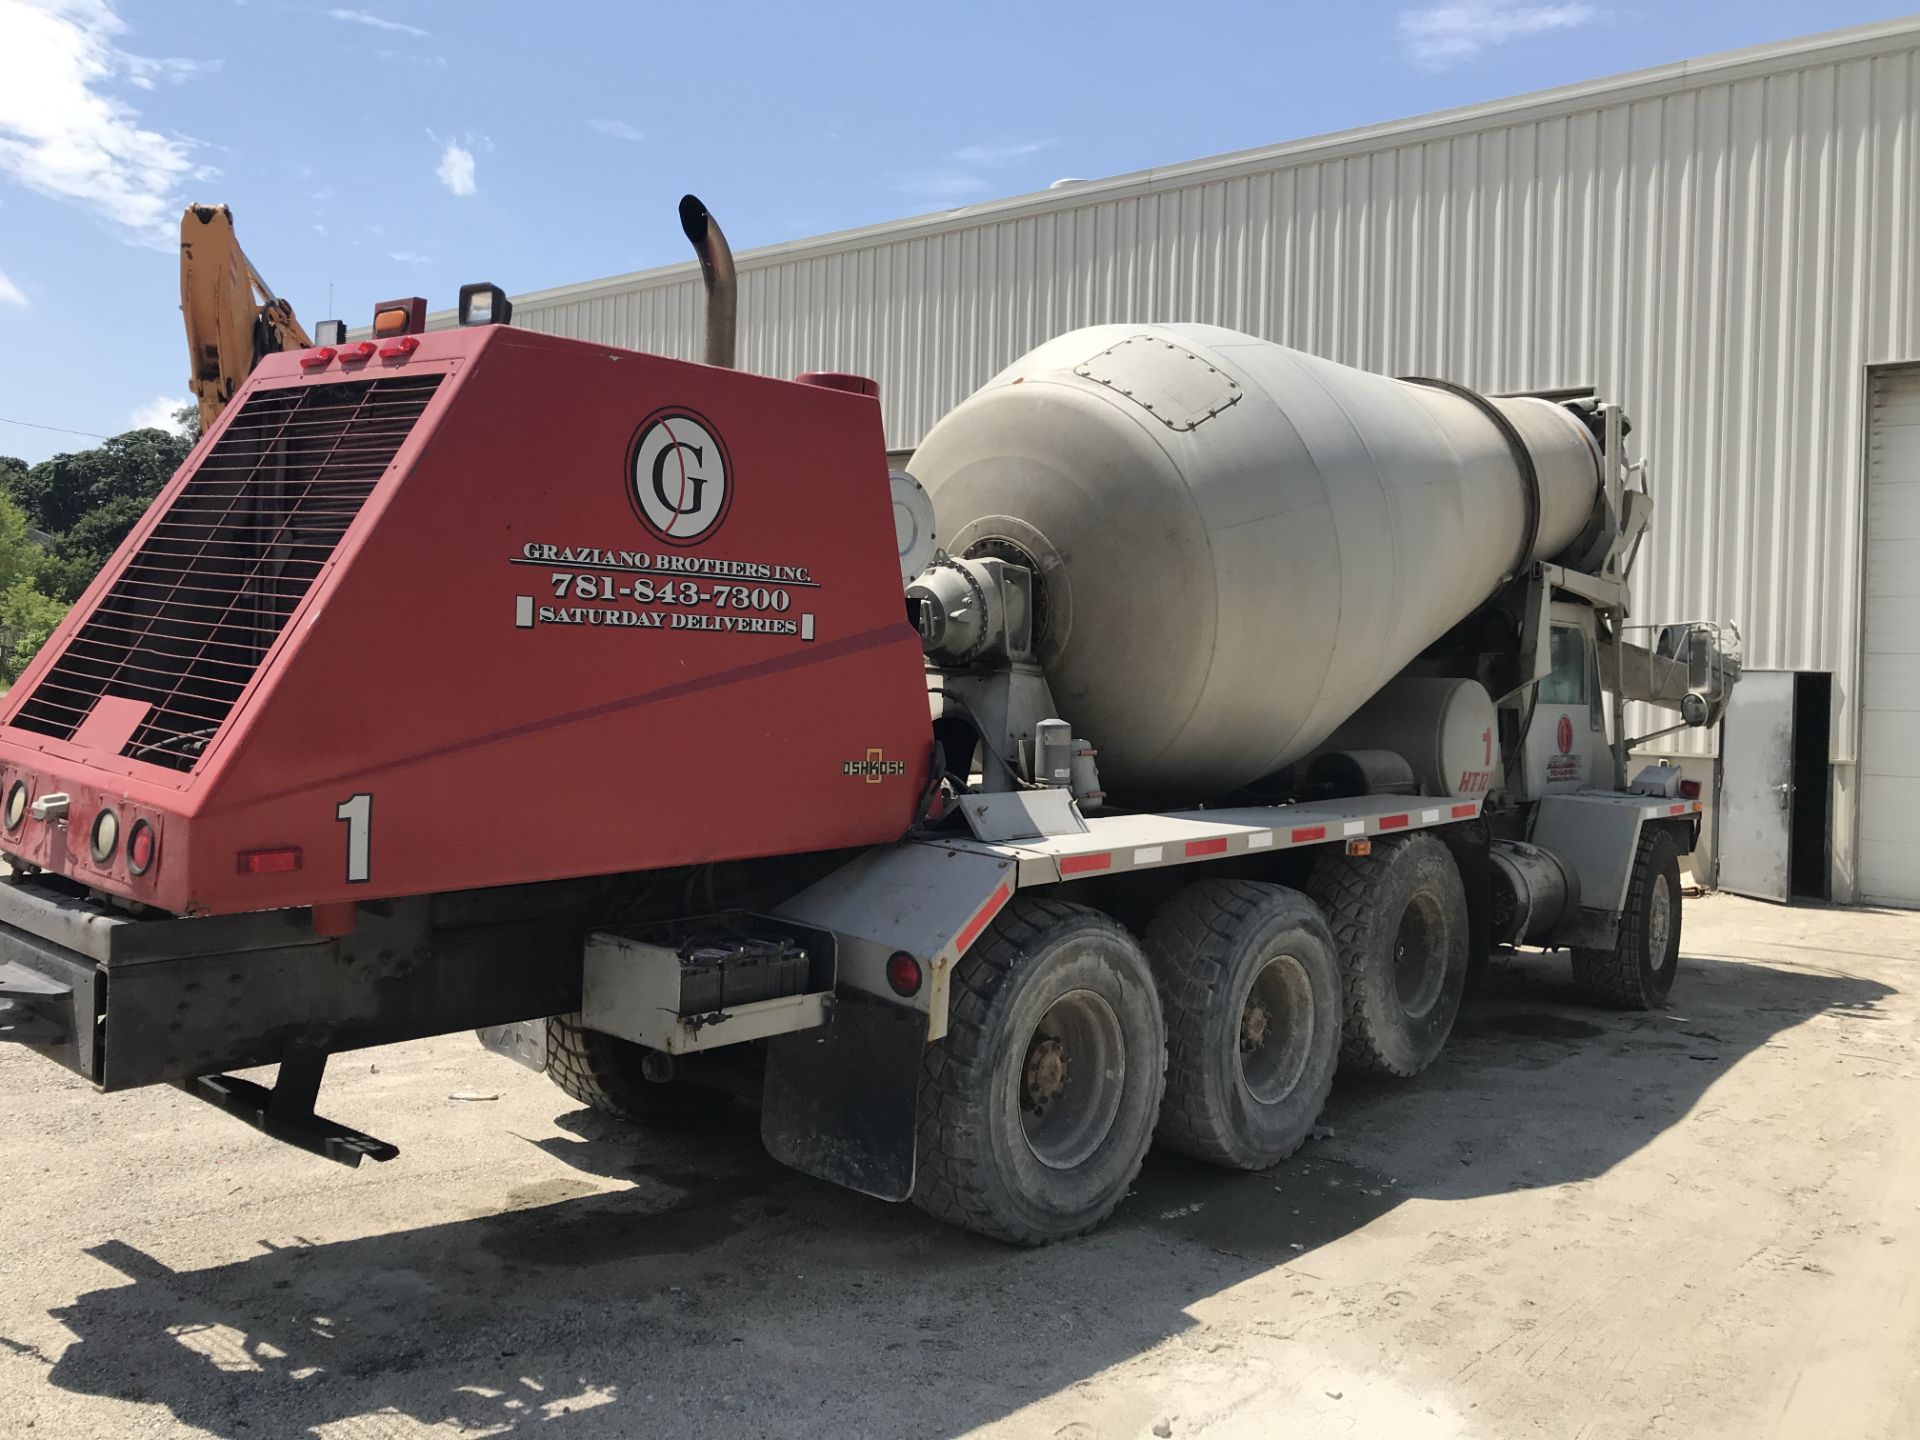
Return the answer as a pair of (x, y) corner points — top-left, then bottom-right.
(0, 0), (1907, 463)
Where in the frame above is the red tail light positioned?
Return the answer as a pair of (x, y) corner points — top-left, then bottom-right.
(237, 846), (302, 875)
(127, 819), (155, 875)
(1680, 779), (1702, 799)
(886, 952), (923, 997)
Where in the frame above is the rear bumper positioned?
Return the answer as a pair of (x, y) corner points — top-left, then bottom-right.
(0, 873), (589, 1091)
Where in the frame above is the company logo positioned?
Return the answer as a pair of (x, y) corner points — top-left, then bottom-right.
(1556, 715), (1575, 755)
(844, 748), (907, 783)
(628, 408), (732, 546)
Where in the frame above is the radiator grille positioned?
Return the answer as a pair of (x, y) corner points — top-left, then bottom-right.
(10, 373), (442, 772)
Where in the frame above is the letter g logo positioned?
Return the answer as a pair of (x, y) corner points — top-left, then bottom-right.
(628, 409), (732, 544)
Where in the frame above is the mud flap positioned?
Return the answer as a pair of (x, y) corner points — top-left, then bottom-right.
(1436, 819), (1493, 993)
(475, 1019), (549, 1073)
(761, 990), (923, 1202)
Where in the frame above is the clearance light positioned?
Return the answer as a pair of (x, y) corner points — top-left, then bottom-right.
(299, 347), (337, 369)
(457, 281), (513, 327)
(338, 340), (377, 364)
(237, 846), (302, 875)
(372, 297), (428, 338)
(127, 819), (155, 876)
(886, 951), (924, 998)
(1345, 837), (1373, 857)
(89, 808), (119, 865)
(379, 335), (420, 360)
(4, 780), (26, 831)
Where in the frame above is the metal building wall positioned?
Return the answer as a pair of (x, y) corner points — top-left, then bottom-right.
(502, 19), (1920, 899)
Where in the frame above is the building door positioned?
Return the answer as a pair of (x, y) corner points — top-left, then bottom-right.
(1860, 369), (1920, 907)
(1719, 672), (1796, 902)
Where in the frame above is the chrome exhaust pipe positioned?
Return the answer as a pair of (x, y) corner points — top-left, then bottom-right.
(678, 193), (736, 369)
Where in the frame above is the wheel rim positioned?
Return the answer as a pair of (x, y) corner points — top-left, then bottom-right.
(1393, 893), (1447, 1017)
(1019, 988), (1126, 1171)
(1238, 953), (1315, 1105)
(1649, 873), (1675, 966)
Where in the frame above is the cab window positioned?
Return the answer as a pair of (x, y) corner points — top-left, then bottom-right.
(1540, 624), (1589, 706)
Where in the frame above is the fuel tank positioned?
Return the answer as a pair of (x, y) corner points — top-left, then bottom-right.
(909, 325), (1603, 804)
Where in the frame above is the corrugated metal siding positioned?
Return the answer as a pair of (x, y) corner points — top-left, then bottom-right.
(505, 21), (1920, 897)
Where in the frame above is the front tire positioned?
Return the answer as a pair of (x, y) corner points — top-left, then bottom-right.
(1572, 827), (1683, 1008)
(912, 898), (1166, 1245)
(1146, 880), (1342, 1170)
(1307, 833), (1470, 1077)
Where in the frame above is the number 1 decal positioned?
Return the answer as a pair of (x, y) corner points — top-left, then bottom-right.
(336, 793), (372, 883)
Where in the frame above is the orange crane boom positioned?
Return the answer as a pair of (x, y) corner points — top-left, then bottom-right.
(179, 204), (311, 433)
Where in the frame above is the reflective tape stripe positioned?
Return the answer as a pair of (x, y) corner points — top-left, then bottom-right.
(954, 883), (1011, 954)
(1059, 852), (1112, 875)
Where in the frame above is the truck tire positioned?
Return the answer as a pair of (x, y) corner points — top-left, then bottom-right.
(544, 1013), (729, 1122)
(1571, 827), (1682, 1008)
(912, 897), (1165, 1245)
(1307, 833), (1470, 1077)
(1145, 880), (1342, 1170)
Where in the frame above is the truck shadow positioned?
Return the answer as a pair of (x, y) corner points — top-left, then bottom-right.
(29, 950), (1893, 1439)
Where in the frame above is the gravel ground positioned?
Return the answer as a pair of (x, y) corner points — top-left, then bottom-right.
(1, 893), (1916, 1439)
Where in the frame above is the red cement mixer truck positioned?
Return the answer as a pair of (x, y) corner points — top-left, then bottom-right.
(0, 198), (1737, 1243)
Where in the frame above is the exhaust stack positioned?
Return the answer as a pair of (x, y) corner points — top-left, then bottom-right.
(678, 193), (736, 369)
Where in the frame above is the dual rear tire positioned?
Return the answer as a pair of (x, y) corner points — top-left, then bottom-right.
(544, 1014), (730, 1122)
(555, 843), (1475, 1246)
(911, 898), (1166, 1245)
(912, 882), (1349, 1243)
(1147, 881), (1343, 1171)
(1307, 834), (1472, 1077)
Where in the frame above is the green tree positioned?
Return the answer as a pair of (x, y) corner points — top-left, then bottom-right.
(0, 580), (67, 680)
(0, 426), (189, 604)
(0, 492), (63, 683)
(0, 492), (46, 594)
(0, 418), (196, 679)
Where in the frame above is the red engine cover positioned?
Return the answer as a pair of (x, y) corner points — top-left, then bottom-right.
(0, 327), (933, 915)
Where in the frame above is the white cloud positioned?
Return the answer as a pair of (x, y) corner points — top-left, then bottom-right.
(328, 8), (427, 37)
(387, 248), (429, 264)
(952, 139), (1054, 166)
(0, 267), (25, 305)
(1398, 2), (1598, 68)
(122, 53), (221, 90)
(892, 136), (1056, 206)
(590, 118), (644, 143)
(375, 47), (448, 69)
(892, 171), (990, 203)
(0, 0), (212, 244)
(435, 139), (474, 195)
(127, 395), (189, 434)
